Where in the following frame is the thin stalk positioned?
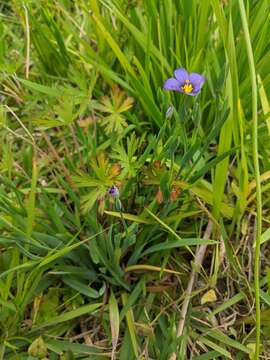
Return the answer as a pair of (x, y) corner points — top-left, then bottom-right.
(23, 4), (30, 79)
(116, 198), (128, 238)
(238, 1), (262, 358)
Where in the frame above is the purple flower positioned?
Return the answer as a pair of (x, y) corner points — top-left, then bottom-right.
(163, 68), (205, 96)
(108, 185), (120, 198)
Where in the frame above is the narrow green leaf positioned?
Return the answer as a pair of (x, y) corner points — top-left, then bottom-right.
(143, 238), (216, 256)
(109, 290), (120, 356)
(121, 293), (139, 358)
(18, 78), (59, 97)
(35, 303), (103, 328)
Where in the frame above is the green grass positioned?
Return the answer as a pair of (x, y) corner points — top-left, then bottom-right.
(0, 0), (270, 359)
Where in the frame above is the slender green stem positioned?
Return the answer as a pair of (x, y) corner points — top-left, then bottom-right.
(116, 198), (129, 238)
(238, 1), (262, 358)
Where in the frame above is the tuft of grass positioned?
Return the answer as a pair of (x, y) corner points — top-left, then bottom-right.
(0, 0), (270, 359)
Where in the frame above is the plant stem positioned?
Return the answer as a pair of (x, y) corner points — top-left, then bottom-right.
(238, 1), (262, 358)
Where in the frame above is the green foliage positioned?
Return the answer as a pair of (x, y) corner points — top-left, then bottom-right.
(93, 85), (134, 135)
(0, 0), (270, 359)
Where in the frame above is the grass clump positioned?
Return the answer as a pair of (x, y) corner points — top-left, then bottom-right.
(0, 0), (270, 359)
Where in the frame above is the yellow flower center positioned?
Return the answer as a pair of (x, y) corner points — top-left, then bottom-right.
(181, 80), (193, 93)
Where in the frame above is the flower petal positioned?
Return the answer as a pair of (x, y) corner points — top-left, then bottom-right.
(163, 78), (181, 91)
(174, 68), (189, 83)
(189, 72), (205, 93)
